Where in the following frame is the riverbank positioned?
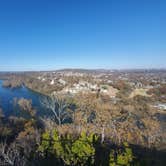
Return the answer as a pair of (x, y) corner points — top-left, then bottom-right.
(0, 79), (48, 117)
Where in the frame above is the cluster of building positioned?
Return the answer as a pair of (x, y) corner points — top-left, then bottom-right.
(34, 69), (165, 103)
(63, 81), (98, 94)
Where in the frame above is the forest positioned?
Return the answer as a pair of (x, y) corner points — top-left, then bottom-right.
(0, 92), (165, 165)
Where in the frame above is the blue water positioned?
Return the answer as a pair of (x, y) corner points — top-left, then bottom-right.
(0, 80), (49, 117)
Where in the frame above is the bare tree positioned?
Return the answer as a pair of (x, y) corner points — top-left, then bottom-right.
(0, 141), (27, 166)
(41, 94), (72, 125)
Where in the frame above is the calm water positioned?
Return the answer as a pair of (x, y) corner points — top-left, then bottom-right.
(0, 80), (49, 117)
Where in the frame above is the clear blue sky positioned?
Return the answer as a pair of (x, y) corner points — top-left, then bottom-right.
(0, 0), (165, 71)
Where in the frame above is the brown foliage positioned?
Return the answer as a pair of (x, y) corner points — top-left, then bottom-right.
(17, 98), (36, 116)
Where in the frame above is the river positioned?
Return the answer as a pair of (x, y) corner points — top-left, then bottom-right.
(0, 80), (50, 117)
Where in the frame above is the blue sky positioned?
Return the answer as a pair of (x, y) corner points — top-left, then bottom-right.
(0, 0), (165, 71)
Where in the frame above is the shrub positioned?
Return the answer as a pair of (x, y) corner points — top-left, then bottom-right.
(109, 142), (134, 166)
(38, 130), (97, 166)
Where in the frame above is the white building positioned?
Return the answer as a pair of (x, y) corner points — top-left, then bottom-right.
(50, 80), (55, 85)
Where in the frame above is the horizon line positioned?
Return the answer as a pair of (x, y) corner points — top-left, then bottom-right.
(0, 67), (166, 73)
